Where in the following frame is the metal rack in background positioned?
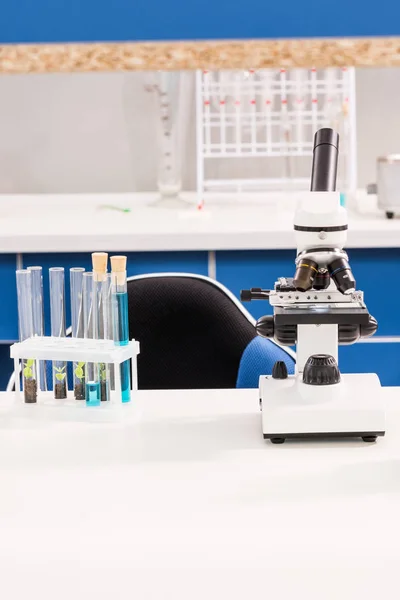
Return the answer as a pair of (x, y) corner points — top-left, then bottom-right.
(196, 67), (357, 207)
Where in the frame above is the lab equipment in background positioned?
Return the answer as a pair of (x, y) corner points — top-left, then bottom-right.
(144, 71), (192, 202)
(49, 268), (67, 399)
(111, 256), (131, 403)
(241, 128), (385, 444)
(196, 67), (356, 207)
(83, 271), (100, 406)
(27, 266), (46, 392)
(92, 252), (110, 402)
(70, 267), (85, 400)
(16, 269), (37, 403)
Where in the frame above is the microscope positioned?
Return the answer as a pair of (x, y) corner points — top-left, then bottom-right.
(241, 128), (386, 444)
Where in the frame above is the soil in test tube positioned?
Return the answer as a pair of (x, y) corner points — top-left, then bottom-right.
(23, 359), (37, 403)
(54, 380), (67, 399)
(24, 378), (37, 403)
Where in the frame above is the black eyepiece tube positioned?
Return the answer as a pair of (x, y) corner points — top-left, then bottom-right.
(310, 128), (339, 192)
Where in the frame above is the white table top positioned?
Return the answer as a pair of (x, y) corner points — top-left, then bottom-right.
(0, 386), (399, 599)
(0, 192), (399, 253)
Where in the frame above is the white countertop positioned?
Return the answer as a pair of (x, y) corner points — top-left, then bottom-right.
(0, 192), (399, 253)
(0, 386), (399, 598)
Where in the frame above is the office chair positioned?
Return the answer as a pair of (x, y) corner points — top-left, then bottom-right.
(126, 273), (294, 389)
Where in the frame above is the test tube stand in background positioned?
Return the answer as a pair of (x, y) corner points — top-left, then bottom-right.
(196, 67), (357, 200)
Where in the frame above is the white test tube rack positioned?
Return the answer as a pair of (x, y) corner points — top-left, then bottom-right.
(10, 336), (140, 405)
(196, 67), (357, 203)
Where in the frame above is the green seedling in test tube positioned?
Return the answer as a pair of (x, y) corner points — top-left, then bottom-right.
(23, 358), (35, 379)
(54, 365), (66, 382)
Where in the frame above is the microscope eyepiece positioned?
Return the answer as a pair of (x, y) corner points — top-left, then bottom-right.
(328, 257), (356, 294)
(310, 128), (339, 192)
(293, 258), (318, 292)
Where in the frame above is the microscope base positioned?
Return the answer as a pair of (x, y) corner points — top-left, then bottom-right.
(260, 373), (385, 443)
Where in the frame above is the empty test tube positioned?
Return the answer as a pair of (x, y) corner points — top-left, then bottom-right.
(102, 273), (115, 390)
(49, 267), (67, 399)
(70, 267), (85, 400)
(83, 271), (100, 406)
(92, 252), (110, 402)
(16, 269), (37, 403)
(111, 256), (131, 403)
(28, 266), (46, 392)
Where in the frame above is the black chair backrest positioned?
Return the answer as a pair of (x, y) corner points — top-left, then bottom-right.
(127, 275), (256, 389)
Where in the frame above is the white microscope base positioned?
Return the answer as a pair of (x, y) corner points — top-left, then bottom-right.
(259, 373), (386, 442)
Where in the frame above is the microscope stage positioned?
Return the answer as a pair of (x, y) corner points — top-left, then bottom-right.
(259, 373), (386, 443)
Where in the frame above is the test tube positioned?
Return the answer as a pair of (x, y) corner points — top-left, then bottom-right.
(111, 256), (131, 403)
(102, 273), (115, 390)
(83, 271), (100, 406)
(70, 267), (85, 400)
(27, 266), (46, 392)
(16, 269), (37, 403)
(92, 253), (110, 402)
(49, 267), (67, 399)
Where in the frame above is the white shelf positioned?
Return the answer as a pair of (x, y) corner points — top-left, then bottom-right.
(0, 192), (398, 252)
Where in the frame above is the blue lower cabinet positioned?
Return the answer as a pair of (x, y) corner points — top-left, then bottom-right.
(0, 255), (19, 342)
(124, 251), (209, 279)
(23, 251), (209, 333)
(339, 341), (400, 386)
(347, 249), (400, 336)
(216, 250), (293, 320)
(0, 343), (14, 390)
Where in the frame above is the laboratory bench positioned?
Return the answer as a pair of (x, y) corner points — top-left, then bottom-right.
(0, 386), (398, 598)
(0, 192), (399, 387)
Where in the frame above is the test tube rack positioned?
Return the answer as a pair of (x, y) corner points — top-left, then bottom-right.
(196, 67), (356, 203)
(10, 336), (140, 405)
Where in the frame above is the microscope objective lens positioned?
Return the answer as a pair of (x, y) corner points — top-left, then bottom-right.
(293, 259), (318, 292)
(328, 257), (356, 294)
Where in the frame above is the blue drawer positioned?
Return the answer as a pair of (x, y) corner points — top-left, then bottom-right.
(0, 255), (19, 342)
(347, 249), (400, 336)
(339, 340), (400, 387)
(216, 250), (293, 321)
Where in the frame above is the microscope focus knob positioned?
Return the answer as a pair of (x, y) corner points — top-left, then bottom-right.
(256, 315), (274, 338)
(303, 354), (341, 386)
(272, 361), (288, 379)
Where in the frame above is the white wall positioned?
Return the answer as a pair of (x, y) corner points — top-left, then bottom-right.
(0, 68), (397, 193)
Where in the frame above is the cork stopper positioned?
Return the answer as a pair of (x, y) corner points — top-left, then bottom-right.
(110, 255), (127, 285)
(92, 252), (108, 281)
(110, 255), (127, 272)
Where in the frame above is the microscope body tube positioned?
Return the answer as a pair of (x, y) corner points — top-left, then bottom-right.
(70, 267), (85, 400)
(16, 269), (37, 403)
(310, 128), (339, 192)
(293, 128), (354, 293)
(27, 266), (46, 391)
(49, 268), (67, 399)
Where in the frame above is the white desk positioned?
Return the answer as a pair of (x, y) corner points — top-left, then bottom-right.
(0, 387), (399, 599)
